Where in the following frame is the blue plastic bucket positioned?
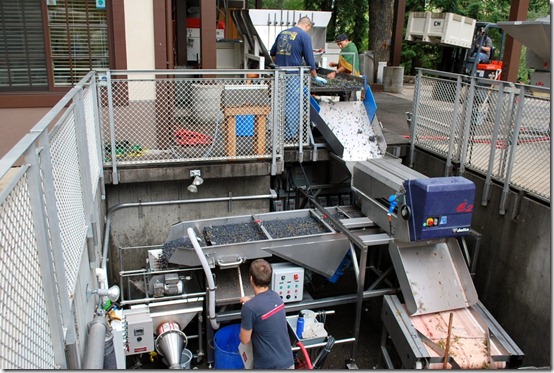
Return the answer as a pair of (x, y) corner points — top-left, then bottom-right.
(236, 115), (254, 137)
(214, 324), (244, 369)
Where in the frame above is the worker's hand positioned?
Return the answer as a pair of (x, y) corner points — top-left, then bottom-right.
(329, 62), (337, 68)
(240, 296), (253, 305)
(326, 71), (336, 80)
(314, 76), (328, 84)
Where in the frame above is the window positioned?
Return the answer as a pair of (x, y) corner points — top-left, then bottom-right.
(47, 0), (109, 87)
(0, 0), (48, 91)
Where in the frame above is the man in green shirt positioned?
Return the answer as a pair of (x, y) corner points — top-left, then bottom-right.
(327, 34), (360, 79)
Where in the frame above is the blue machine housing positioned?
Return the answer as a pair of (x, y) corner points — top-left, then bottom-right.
(404, 177), (476, 241)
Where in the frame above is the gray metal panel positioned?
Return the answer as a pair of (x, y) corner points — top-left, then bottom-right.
(381, 295), (430, 368)
(264, 235), (351, 277)
(318, 101), (386, 162)
(310, 103), (344, 157)
(471, 301), (525, 365)
(388, 238), (478, 316)
(352, 157), (426, 199)
(497, 20), (550, 61)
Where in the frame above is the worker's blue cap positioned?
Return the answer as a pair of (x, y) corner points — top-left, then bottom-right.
(335, 34), (349, 42)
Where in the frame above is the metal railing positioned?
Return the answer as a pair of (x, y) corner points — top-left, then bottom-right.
(410, 69), (550, 212)
(100, 68), (312, 183)
(0, 72), (104, 369)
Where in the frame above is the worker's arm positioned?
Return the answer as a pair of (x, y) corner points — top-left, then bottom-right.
(327, 65), (347, 79)
(240, 296), (253, 304)
(239, 327), (252, 344)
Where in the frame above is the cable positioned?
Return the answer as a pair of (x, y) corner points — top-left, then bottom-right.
(312, 335), (335, 369)
(300, 163), (314, 197)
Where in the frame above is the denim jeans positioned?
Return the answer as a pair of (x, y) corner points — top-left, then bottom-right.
(284, 74), (301, 141)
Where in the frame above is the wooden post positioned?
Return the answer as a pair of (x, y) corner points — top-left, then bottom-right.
(443, 312), (454, 369)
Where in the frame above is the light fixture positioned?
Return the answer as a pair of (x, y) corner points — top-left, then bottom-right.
(87, 284), (121, 303)
(187, 170), (203, 193)
(192, 175), (203, 186)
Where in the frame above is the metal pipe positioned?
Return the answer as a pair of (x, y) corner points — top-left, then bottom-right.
(82, 315), (109, 369)
(291, 337), (355, 351)
(188, 227), (220, 330)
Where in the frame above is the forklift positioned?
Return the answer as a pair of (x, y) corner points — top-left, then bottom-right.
(439, 22), (506, 80)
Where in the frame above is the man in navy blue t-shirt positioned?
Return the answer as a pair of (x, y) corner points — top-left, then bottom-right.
(239, 259), (294, 369)
(270, 16), (318, 79)
(270, 17), (319, 141)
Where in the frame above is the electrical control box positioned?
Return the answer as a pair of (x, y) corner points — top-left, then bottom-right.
(123, 306), (154, 356)
(271, 262), (304, 303)
(403, 176), (475, 241)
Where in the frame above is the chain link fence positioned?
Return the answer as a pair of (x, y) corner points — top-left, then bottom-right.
(410, 69), (550, 209)
(100, 69), (312, 182)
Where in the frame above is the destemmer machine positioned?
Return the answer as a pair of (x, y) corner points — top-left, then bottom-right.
(351, 157), (524, 369)
(114, 158), (523, 368)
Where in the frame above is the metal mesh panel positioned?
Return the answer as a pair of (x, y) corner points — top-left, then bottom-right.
(49, 110), (88, 292)
(83, 84), (101, 195)
(462, 86), (550, 200)
(281, 72), (310, 146)
(0, 173), (57, 369)
(509, 93), (550, 199)
(463, 83), (508, 174)
(102, 74), (281, 164)
(413, 70), (550, 202)
(413, 77), (464, 160)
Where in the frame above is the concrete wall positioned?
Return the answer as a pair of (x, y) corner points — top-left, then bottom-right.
(410, 149), (551, 368)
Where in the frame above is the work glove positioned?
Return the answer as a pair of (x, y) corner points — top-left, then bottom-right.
(314, 76), (327, 84)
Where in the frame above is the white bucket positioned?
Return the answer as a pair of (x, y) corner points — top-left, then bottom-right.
(180, 348), (193, 369)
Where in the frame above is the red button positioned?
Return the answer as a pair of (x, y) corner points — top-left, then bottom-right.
(294, 274), (299, 280)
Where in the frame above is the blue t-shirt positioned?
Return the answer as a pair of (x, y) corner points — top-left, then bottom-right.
(240, 290), (294, 369)
(270, 26), (316, 71)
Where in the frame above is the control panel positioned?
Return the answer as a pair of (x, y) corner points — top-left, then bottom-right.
(271, 262), (304, 303)
(123, 306), (154, 356)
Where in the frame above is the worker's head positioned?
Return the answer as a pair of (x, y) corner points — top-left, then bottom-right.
(249, 259), (272, 287)
(335, 33), (349, 47)
(297, 16), (313, 32)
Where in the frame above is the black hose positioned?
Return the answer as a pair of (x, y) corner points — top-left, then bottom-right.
(312, 335), (335, 369)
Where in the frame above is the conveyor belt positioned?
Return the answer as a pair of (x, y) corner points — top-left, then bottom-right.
(311, 68), (366, 94)
(381, 295), (524, 369)
(163, 206), (380, 279)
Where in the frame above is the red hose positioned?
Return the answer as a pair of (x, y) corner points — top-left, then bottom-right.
(296, 341), (313, 369)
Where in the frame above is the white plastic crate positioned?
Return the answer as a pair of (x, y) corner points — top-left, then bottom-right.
(405, 12), (476, 48)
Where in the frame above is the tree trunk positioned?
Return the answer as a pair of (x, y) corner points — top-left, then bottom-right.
(368, 0), (393, 82)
